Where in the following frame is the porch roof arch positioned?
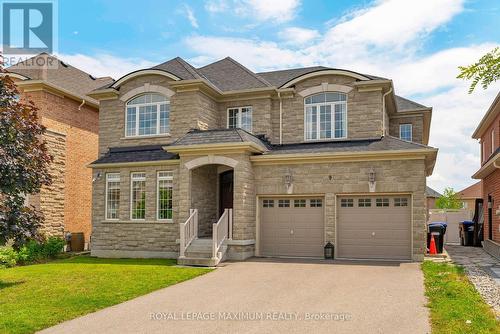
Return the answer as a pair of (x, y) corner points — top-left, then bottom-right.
(184, 155), (239, 170)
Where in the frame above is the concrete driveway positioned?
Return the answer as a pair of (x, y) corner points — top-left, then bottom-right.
(40, 259), (430, 334)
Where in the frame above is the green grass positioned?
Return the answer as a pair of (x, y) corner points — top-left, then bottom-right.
(422, 261), (500, 334)
(0, 256), (211, 334)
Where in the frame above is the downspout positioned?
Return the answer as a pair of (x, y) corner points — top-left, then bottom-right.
(382, 87), (393, 136)
(78, 99), (86, 110)
(278, 91), (283, 145)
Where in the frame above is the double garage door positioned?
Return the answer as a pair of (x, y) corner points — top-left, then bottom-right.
(259, 195), (412, 260)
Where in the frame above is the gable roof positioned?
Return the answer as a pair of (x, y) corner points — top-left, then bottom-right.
(6, 53), (114, 101)
(151, 57), (203, 80)
(425, 186), (442, 198)
(197, 57), (272, 92)
(172, 128), (270, 150)
(395, 95), (429, 112)
(458, 181), (482, 199)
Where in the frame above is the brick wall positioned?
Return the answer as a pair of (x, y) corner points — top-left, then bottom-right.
(483, 168), (500, 243)
(23, 90), (98, 242)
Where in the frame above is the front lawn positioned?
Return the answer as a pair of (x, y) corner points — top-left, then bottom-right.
(0, 256), (211, 334)
(422, 261), (500, 334)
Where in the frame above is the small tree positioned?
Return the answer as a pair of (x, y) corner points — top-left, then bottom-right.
(457, 46), (500, 93)
(0, 63), (53, 248)
(436, 187), (462, 210)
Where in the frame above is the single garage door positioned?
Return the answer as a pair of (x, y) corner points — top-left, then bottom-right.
(260, 197), (324, 257)
(337, 195), (411, 260)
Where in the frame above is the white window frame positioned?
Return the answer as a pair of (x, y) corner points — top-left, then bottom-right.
(303, 92), (348, 141)
(491, 129), (495, 154)
(399, 123), (413, 142)
(125, 94), (170, 138)
(157, 171), (173, 222)
(130, 172), (146, 221)
(226, 106), (253, 132)
(105, 173), (120, 221)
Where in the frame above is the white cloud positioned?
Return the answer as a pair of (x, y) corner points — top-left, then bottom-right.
(204, 0), (300, 23)
(278, 27), (319, 46)
(56, 53), (155, 79)
(183, 4), (199, 29)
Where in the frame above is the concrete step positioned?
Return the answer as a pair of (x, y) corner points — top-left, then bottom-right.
(185, 250), (212, 258)
(177, 256), (219, 267)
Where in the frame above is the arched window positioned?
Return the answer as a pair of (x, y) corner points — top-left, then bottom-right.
(304, 92), (347, 140)
(125, 93), (170, 137)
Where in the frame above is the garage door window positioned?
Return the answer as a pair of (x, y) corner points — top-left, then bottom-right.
(263, 199), (274, 208)
(340, 198), (353, 207)
(376, 198), (390, 207)
(358, 198), (372, 207)
(310, 199), (323, 207)
(394, 197), (408, 207)
(294, 199), (306, 207)
(278, 199), (290, 207)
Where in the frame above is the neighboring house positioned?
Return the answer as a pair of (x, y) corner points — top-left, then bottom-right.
(457, 181), (482, 212)
(88, 57), (437, 265)
(472, 92), (500, 259)
(5, 53), (113, 248)
(426, 186), (442, 210)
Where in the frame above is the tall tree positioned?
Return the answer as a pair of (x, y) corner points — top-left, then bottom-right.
(0, 63), (53, 248)
(436, 187), (462, 210)
(457, 47), (500, 93)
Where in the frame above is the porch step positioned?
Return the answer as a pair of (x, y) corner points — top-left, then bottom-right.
(178, 238), (227, 267)
(177, 256), (219, 267)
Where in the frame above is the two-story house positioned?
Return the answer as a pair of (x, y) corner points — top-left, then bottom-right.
(5, 53), (113, 249)
(88, 57), (437, 265)
(473, 92), (500, 259)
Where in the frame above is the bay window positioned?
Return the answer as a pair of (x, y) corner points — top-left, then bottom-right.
(157, 171), (173, 220)
(105, 173), (120, 220)
(130, 172), (146, 220)
(305, 92), (347, 140)
(126, 93), (170, 137)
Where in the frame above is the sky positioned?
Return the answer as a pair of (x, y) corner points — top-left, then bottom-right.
(49, 0), (500, 193)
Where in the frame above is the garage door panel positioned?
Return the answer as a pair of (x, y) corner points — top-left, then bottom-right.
(338, 195), (411, 260)
(260, 197), (324, 257)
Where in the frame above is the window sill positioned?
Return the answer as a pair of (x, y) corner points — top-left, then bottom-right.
(121, 134), (171, 140)
(100, 220), (174, 224)
(303, 137), (348, 143)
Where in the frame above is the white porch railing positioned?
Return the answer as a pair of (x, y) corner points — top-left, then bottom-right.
(212, 208), (232, 261)
(179, 209), (198, 258)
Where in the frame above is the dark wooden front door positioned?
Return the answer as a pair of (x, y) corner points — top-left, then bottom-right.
(219, 170), (233, 217)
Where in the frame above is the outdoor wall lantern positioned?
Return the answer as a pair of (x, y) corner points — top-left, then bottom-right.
(368, 168), (376, 192)
(284, 169), (293, 194)
(324, 242), (334, 259)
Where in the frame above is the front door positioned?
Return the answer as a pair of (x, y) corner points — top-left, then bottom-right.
(219, 170), (233, 217)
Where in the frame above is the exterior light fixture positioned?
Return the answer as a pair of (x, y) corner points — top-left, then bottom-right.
(284, 169), (293, 194)
(368, 168), (376, 192)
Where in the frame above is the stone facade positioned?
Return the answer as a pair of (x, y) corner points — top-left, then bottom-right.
(389, 115), (424, 144)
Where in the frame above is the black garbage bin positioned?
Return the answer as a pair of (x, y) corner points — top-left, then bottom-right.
(459, 221), (474, 246)
(427, 222), (447, 253)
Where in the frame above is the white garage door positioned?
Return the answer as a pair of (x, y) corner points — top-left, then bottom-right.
(260, 197), (324, 257)
(337, 195), (412, 260)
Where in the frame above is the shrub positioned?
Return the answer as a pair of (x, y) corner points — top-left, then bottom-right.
(0, 245), (18, 268)
(42, 237), (65, 258)
(17, 237), (65, 264)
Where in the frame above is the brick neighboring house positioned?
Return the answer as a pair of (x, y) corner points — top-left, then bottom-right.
(472, 92), (500, 259)
(457, 181), (482, 213)
(88, 57), (437, 265)
(5, 53), (113, 247)
(426, 186), (442, 210)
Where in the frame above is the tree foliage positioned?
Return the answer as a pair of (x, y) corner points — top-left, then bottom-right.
(436, 187), (462, 210)
(0, 62), (53, 248)
(457, 47), (500, 93)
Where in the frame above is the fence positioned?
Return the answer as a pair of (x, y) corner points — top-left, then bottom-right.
(428, 209), (473, 244)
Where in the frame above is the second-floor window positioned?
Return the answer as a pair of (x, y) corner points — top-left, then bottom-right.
(227, 107), (252, 132)
(399, 124), (412, 142)
(491, 129), (495, 154)
(126, 93), (170, 137)
(304, 92), (347, 141)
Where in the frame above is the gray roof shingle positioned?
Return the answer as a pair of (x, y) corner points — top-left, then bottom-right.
(91, 145), (178, 165)
(396, 95), (428, 111)
(151, 57), (203, 80)
(426, 186), (442, 198)
(172, 128), (270, 150)
(197, 57), (272, 92)
(265, 136), (433, 155)
(7, 53), (114, 100)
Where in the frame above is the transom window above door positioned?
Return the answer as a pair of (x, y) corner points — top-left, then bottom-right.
(227, 106), (252, 132)
(305, 92), (347, 141)
(126, 93), (170, 137)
